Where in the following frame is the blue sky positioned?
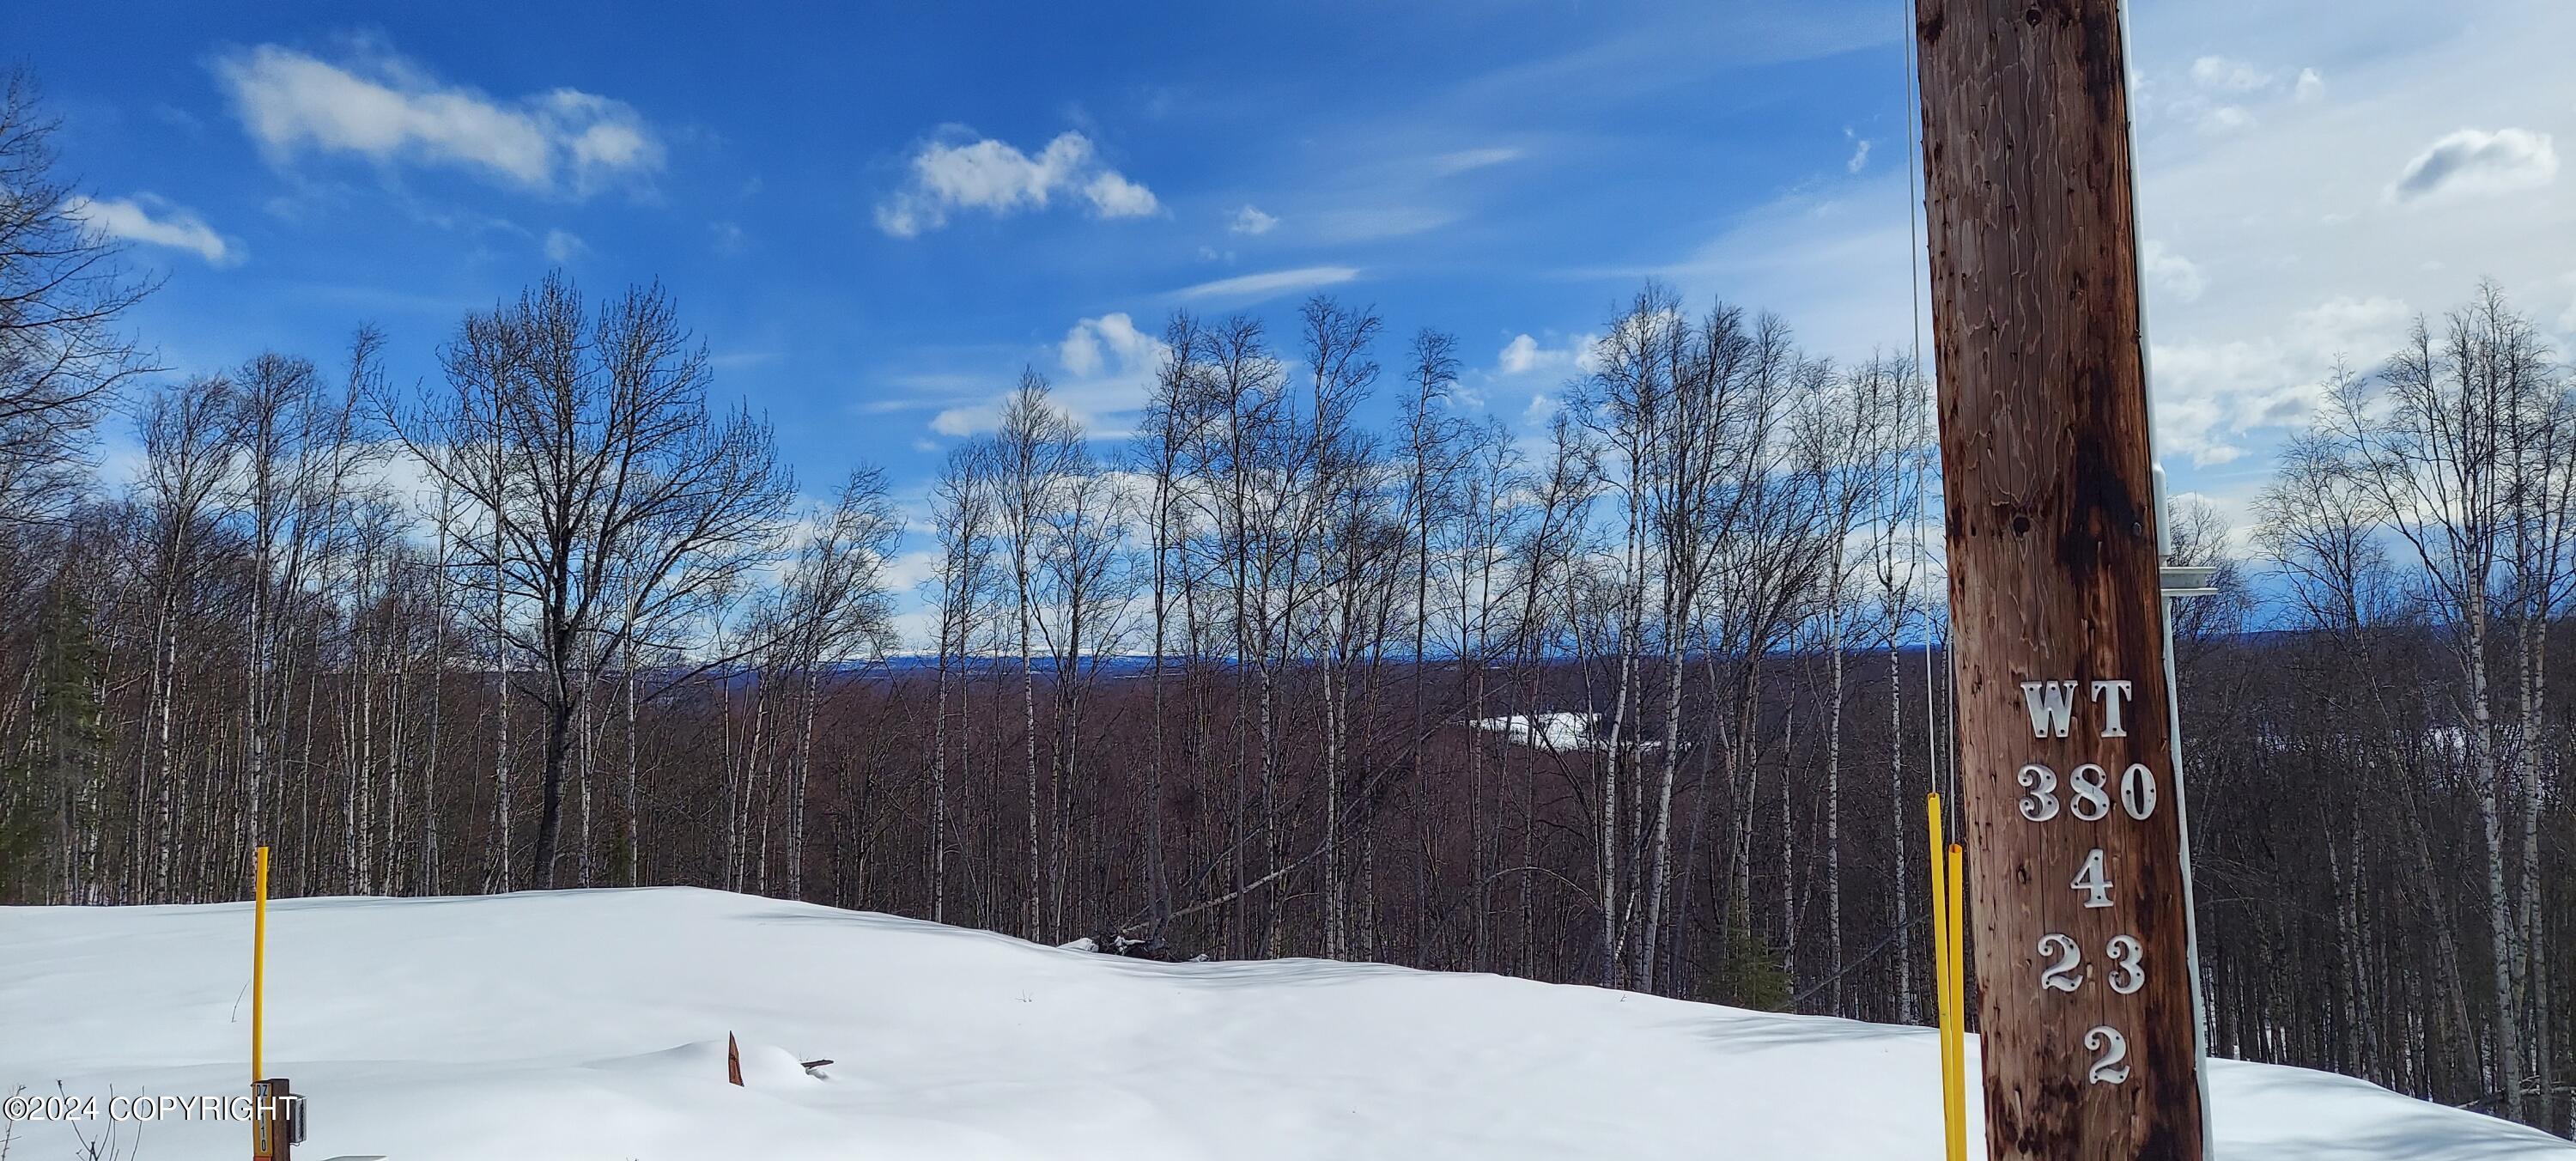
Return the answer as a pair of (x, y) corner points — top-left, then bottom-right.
(24, 0), (2576, 623)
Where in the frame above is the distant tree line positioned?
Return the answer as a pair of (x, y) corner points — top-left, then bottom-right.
(0, 70), (2563, 1135)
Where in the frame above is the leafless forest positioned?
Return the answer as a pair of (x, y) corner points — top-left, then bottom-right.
(1, 74), (2567, 1133)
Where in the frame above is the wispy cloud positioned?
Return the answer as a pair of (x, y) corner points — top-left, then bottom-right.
(64, 194), (238, 265)
(2189, 55), (2276, 94)
(2140, 240), (2205, 302)
(875, 130), (1159, 237)
(2139, 52), (2324, 137)
(1176, 265), (1358, 302)
(211, 41), (664, 196)
(541, 228), (585, 264)
(1431, 146), (1523, 176)
(1303, 206), (1455, 243)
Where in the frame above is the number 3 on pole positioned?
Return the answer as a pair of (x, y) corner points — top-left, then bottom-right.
(2018, 763), (2061, 822)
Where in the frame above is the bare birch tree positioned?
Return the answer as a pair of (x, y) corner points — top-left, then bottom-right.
(398, 273), (794, 887)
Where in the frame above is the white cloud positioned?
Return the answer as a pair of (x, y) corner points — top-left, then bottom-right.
(555, 94), (655, 173)
(882, 547), (945, 602)
(1431, 147), (1523, 176)
(2391, 128), (2558, 202)
(2198, 106), (2254, 135)
(1496, 332), (1598, 378)
(1844, 135), (1872, 173)
(541, 228), (585, 264)
(1059, 313), (1159, 379)
(875, 130), (1158, 237)
(2150, 296), (2414, 465)
(930, 312), (1173, 438)
(2140, 240), (2206, 303)
(2142, 54), (2321, 135)
(928, 407), (988, 438)
(63, 194), (237, 265)
(2190, 56), (2275, 94)
(708, 350), (779, 370)
(211, 43), (664, 196)
(1176, 265), (1358, 301)
(710, 221), (746, 255)
(1054, 313), (1171, 433)
(1230, 204), (1279, 234)
(896, 134), (1085, 227)
(2101, 3), (2576, 478)
(1084, 171), (1161, 219)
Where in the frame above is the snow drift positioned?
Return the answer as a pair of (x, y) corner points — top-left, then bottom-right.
(1, 887), (2565, 1159)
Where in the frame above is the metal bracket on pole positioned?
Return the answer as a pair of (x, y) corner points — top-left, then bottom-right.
(2152, 465), (2221, 599)
(2160, 565), (2220, 599)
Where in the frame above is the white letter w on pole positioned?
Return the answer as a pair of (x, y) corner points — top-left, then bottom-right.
(2021, 680), (2080, 738)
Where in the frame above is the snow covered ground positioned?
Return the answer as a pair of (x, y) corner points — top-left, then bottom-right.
(3, 887), (2566, 1160)
(1473, 711), (1663, 755)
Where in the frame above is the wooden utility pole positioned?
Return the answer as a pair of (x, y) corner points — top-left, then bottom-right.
(1913, 2), (2210, 1159)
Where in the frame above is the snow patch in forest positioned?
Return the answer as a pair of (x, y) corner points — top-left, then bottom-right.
(1476, 710), (1603, 751)
(1475, 711), (1666, 754)
(1, 887), (2567, 1160)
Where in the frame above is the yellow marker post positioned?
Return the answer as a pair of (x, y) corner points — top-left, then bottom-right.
(253, 844), (269, 1160)
(1926, 795), (1959, 1158)
(254, 845), (268, 1080)
(1947, 841), (1968, 1161)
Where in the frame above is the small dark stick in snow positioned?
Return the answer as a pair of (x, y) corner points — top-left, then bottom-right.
(800, 1058), (834, 1079)
(726, 1032), (743, 1086)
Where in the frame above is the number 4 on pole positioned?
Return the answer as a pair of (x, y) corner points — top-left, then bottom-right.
(2072, 849), (2114, 909)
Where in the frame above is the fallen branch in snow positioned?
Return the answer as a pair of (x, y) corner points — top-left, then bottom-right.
(1077, 928), (1202, 962)
(1118, 715), (1461, 940)
(1783, 911), (1929, 1013)
(1129, 852), (1316, 936)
